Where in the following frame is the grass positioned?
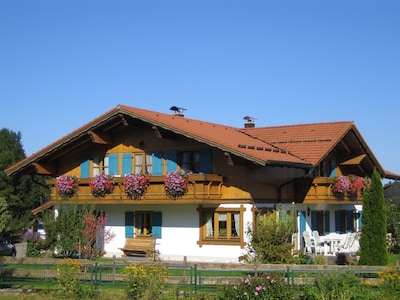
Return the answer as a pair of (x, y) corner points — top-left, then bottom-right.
(388, 253), (400, 265)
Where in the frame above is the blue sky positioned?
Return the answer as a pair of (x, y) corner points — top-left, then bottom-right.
(1, 1), (399, 177)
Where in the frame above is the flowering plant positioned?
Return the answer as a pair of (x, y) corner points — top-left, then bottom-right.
(89, 174), (114, 197)
(218, 273), (291, 299)
(363, 176), (372, 190)
(56, 175), (79, 199)
(124, 174), (150, 200)
(332, 174), (371, 194)
(332, 175), (350, 193)
(164, 170), (191, 199)
(348, 174), (364, 194)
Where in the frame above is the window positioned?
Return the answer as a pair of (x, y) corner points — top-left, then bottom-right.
(134, 154), (152, 174)
(180, 151), (200, 173)
(135, 211), (152, 237)
(93, 157), (100, 176)
(125, 211), (162, 238)
(335, 210), (354, 233)
(179, 149), (211, 174)
(103, 156), (109, 175)
(198, 206), (245, 247)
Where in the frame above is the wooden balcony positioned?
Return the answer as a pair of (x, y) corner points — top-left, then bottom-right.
(46, 174), (224, 205)
(301, 177), (363, 204)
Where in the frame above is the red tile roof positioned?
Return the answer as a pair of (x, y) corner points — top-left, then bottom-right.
(5, 105), (398, 179)
(240, 122), (354, 165)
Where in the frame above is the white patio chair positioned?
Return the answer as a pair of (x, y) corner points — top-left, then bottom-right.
(312, 230), (325, 255)
(336, 233), (357, 254)
(303, 231), (324, 255)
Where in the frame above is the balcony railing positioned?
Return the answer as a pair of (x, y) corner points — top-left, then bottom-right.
(46, 174), (223, 204)
(302, 177), (363, 203)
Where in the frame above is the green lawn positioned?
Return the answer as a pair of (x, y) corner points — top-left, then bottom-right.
(388, 253), (400, 265)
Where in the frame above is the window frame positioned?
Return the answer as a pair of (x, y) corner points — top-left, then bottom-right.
(197, 205), (246, 248)
(135, 211), (153, 237)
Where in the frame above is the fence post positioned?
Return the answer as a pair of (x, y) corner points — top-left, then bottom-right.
(194, 264), (197, 291)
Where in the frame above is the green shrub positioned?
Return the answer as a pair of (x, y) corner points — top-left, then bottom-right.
(122, 263), (167, 300)
(56, 258), (97, 299)
(378, 264), (400, 299)
(301, 271), (375, 300)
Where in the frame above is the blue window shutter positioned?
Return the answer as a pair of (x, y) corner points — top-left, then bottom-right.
(311, 211), (318, 231)
(80, 158), (90, 178)
(330, 159), (337, 177)
(108, 154), (119, 175)
(299, 211), (306, 249)
(358, 211), (362, 230)
(324, 211), (330, 234)
(125, 212), (134, 238)
(198, 149), (212, 174)
(347, 210), (354, 232)
(152, 151), (163, 175)
(122, 153), (132, 175)
(166, 150), (177, 173)
(335, 211), (341, 233)
(152, 211), (162, 238)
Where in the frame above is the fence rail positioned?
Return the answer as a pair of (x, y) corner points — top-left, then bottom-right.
(0, 259), (394, 291)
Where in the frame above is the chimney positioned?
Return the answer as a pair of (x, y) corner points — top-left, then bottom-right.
(243, 116), (256, 128)
(170, 106), (186, 117)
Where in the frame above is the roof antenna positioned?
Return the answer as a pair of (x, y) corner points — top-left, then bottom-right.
(170, 106), (186, 117)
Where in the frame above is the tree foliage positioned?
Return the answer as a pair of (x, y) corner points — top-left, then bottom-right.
(0, 197), (11, 233)
(0, 128), (50, 230)
(359, 168), (388, 266)
(247, 206), (295, 264)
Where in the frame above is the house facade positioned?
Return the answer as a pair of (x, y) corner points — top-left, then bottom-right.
(5, 105), (399, 262)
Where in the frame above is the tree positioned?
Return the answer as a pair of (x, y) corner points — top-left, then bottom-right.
(80, 211), (115, 259)
(54, 203), (85, 257)
(0, 197), (11, 233)
(359, 168), (388, 266)
(246, 206), (295, 264)
(0, 128), (49, 230)
(385, 198), (400, 254)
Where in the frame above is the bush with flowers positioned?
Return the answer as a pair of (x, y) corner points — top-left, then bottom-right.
(56, 175), (79, 199)
(217, 273), (293, 299)
(89, 173), (115, 197)
(164, 170), (191, 199)
(124, 173), (150, 200)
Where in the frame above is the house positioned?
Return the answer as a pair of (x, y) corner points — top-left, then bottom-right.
(5, 105), (399, 262)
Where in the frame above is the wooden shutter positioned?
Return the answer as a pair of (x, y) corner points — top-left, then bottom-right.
(152, 152), (163, 175)
(80, 157), (90, 178)
(125, 211), (134, 238)
(311, 211), (318, 231)
(122, 153), (132, 175)
(198, 149), (212, 174)
(324, 210), (330, 234)
(108, 154), (119, 176)
(166, 150), (177, 173)
(152, 211), (162, 239)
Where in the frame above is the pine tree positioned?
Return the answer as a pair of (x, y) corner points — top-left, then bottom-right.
(359, 168), (388, 265)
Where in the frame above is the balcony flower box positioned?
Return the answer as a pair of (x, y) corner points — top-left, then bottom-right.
(123, 174), (150, 200)
(90, 174), (115, 197)
(164, 170), (191, 199)
(55, 175), (79, 199)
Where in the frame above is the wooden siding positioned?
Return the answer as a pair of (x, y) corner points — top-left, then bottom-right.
(46, 174), (225, 205)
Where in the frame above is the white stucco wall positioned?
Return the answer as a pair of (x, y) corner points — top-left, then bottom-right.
(96, 203), (254, 263)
